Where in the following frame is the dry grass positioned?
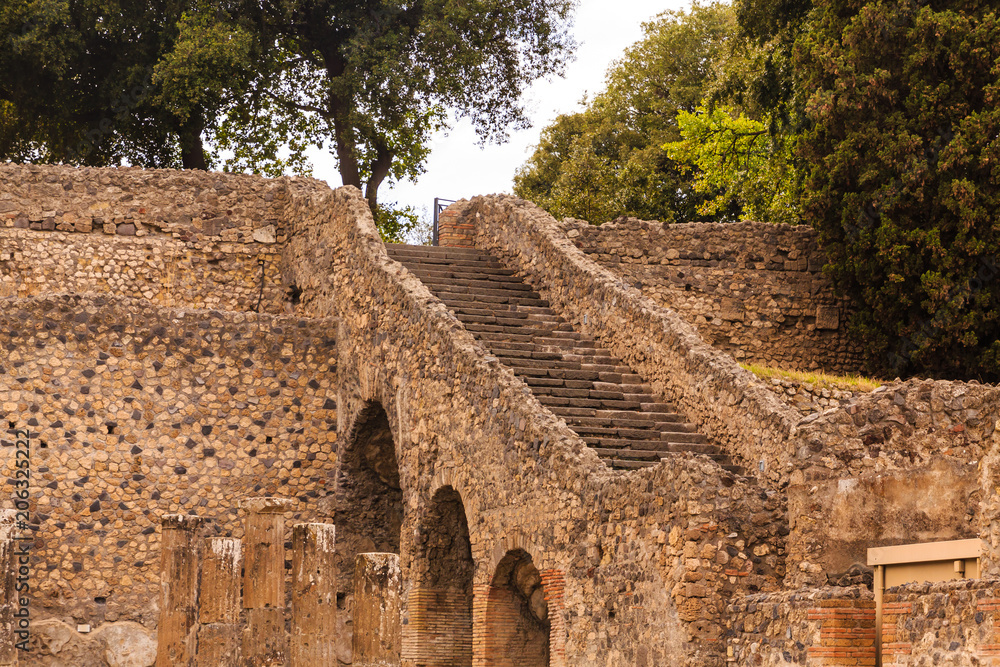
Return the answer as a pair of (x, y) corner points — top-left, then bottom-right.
(740, 363), (883, 393)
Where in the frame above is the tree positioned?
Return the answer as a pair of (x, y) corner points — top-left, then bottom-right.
(0, 0), (256, 169)
(513, 2), (738, 224)
(665, 105), (800, 224)
(797, 0), (1000, 379)
(0, 0), (576, 222)
(205, 0), (577, 214)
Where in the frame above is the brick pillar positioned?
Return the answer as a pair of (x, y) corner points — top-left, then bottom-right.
(239, 497), (295, 667)
(290, 523), (337, 667)
(0, 510), (17, 667)
(437, 206), (474, 248)
(353, 553), (401, 667)
(470, 583), (490, 667)
(806, 598), (877, 666)
(879, 598), (912, 666)
(195, 537), (242, 667)
(540, 570), (566, 667)
(156, 515), (206, 667)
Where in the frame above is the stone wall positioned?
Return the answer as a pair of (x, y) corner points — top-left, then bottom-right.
(0, 164), (291, 313)
(0, 294), (338, 658)
(725, 586), (875, 666)
(758, 375), (866, 416)
(881, 579), (1000, 665)
(558, 217), (862, 374)
(786, 378), (999, 587)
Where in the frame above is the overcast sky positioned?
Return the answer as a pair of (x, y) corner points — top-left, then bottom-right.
(304, 0), (693, 216)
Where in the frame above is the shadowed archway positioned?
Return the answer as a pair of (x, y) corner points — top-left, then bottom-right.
(484, 549), (549, 667)
(335, 401), (403, 555)
(404, 485), (474, 666)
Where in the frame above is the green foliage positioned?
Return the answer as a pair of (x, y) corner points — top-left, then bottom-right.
(374, 202), (429, 245)
(797, 0), (1000, 379)
(665, 106), (800, 223)
(514, 2), (738, 224)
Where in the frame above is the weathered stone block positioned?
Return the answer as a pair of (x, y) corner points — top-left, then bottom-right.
(353, 553), (401, 667)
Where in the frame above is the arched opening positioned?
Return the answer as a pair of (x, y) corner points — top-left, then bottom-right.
(406, 486), (474, 665)
(485, 550), (549, 667)
(335, 402), (403, 556)
(333, 401), (404, 662)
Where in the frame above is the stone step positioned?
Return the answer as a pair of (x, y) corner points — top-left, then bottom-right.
(440, 294), (550, 308)
(409, 266), (520, 280)
(386, 243), (494, 260)
(499, 356), (629, 373)
(486, 339), (610, 356)
(548, 406), (683, 422)
(475, 331), (600, 349)
(419, 275), (537, 292)
(537, 395), (643, 410)
(585, 437), (714, 451)
(565, 416), (696, 432)
(591, 448), (659, 461)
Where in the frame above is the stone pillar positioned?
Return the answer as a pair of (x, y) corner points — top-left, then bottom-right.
(156, 515), (206, 667)
(239, 497), (295, 667)
(196, 537), (242, 667)
(0, 510), (18, 667)
(353, 553), (401, 667)
(290, 523), (337, 666)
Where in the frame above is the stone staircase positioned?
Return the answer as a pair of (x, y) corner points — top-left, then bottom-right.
(387, 243), (743, 474)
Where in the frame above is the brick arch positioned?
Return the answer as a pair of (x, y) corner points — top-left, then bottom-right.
(472, 541), (567, 667)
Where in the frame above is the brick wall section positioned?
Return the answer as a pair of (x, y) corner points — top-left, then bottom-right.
(561, 217), (862, 374)
(0, 294), (338, 638)
(880, 579), (1000, 665)
(437, 207), (475, 248)
(726, 586), (875, 666)
(806, 599), (876, 665)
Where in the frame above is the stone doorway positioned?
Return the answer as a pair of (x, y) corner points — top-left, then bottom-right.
(484, 550), (549, 667)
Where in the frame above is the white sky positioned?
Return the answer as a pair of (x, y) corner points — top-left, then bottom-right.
(304, 0), (692, 215)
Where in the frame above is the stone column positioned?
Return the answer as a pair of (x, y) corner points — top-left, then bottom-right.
(353, 553), (401, 667)
(156, 515), (206, 667)
(239, 497), (295, 666)
(0, 510), (18, 667)
(196, 537), (242, 666)
(290, 523), (337, 666)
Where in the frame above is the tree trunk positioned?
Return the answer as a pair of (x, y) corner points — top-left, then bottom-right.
(179, 118), (208, 171)
(330, 94), (362, 190)
(364, 142), (394, 217)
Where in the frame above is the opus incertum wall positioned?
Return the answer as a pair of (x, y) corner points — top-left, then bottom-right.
(2, 164), (1000, 666)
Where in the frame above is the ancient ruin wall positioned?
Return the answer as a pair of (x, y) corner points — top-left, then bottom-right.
(879, 579), (1000, 664)
(725, 586), (876, 666)
(0, 164), (291, 313)
(452, 196), (1000, 593)
(279, 183), (788, 666)
(561, 217), (863, 374)
(0, 294), (338, 651)
(786, 378), (1000, 587)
